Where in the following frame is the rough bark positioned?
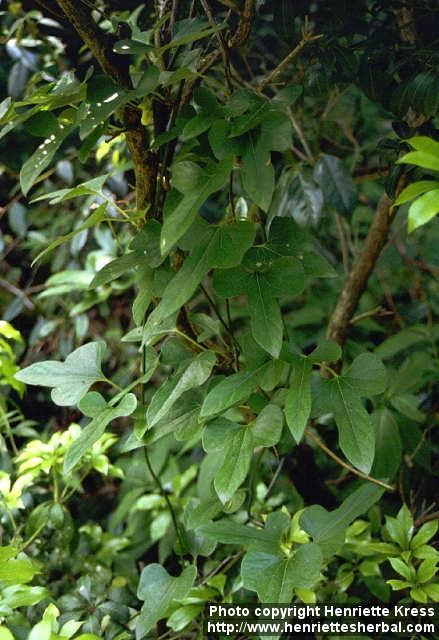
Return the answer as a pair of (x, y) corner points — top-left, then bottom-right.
(56, 0), (157, 213)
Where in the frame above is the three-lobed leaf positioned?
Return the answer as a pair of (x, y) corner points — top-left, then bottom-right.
(136, 564), (196, 638)
(15, 342), (106, 406)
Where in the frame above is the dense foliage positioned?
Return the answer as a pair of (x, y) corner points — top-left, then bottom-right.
(1, 1), (439, 638)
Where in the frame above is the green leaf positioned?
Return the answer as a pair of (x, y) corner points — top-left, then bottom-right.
(212, 266), (250, 298)
(393, 180), (439, 206)
(130, 220), (164, 268)
(241, 132), (275, 211)
(267, 217), (308, 257)
(147, 352), (216, 428)
(408, 189), (439, 232)
(214, 427), (253, 503)
(167, 605), (204, 632)
(388, 557), (412, 580)
(145, 221), (255, 333)
(385, 505), (413, 549)
(20, 115), (75, 195)
(0, 628), (14, 640)
(268, 170), (323, 228)
(417, 558), (438, 583)
(423, 584), (439, 601)
(161, 156), (233, 254)
(410, 587), (428, 603)
(285, 355), (312, 442)
(28, 621), (52, 640)
(241, 543), (322, 602)
(260, 111), (292, 152)
(90, 253), (140, 288)
(302, 251), (338, 278)
(245, 257), (304, 357)
(374, 327), (428, 359)
(229, 100), (270, 137)
(251, 404), (284, 447)
(390, 393), (425, 422)
(132, 264), (154, 326)
(79, 77), (130, 140)
(0, 556), (40, 585)
(33, 204), (107, 265)
(344, 353), (387, 397)
(113, 39), (153, 54)
(25, 111), (59, 137)
(0, 321), (22, 342)
(198, 512), (289, 550)
(247, 274), (283, 358)
(407, 136), (439, 157)
(158, 19), (225, 52)
(15, 342), (106, 406)
(31, 175), (108, 204)
(137, 564), (196, 637)
(301, 483), (384, 558)
(371, 409), (401, 480)
(331, 378), (375, 473)
(309, 339), (341, 363)
(411, 521), (438, 550)
(398, 151), (439, 172)
(63, 393), (137, 474)
(200, 363), (270, 418)
(313, 154), (357, 216)
(202, 417), (241, 452)
(1, 585), (48, 610)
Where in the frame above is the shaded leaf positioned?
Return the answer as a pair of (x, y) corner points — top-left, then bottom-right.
(285, 355), (312, 442)
(161, 157), (233, 254)
(313, 154), (357, 216)
(200, 363), (270, 418)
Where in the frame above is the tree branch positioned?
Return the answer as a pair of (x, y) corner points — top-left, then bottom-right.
(326, 191), (399, 347)
(259, 23), (322, 91)
(181, 0), (256, 105)
(55, 0), (157, 213)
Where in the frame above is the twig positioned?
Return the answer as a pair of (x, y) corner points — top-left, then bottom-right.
(216, 0), (240, 13)
(200, 284), (238, 351)
(350, 306), (391, 324)
(143, 447), (187, 554)
(200, 551), (243, 585)
(305, 428), (395, 492)
(199, 0), (233, 92)
(415, 510), (439, 528)
(288, 109), (314, 163)
(169, 0), (179, 31)
(265, 457), (285, 496)
(0, 278), (35, 310)
(181, 0), (255, 106)
(259, 21), (322, 91)
(335, 213), (350, 274)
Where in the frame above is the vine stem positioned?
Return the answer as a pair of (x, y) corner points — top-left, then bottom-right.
(143, 447), (186, 555)
(0, 403), (18, 456)
(20, 523), (46, 552)
(305, 428), (395, 492)
(259, 21), (322, 91)
(1, 497), (18, 535)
